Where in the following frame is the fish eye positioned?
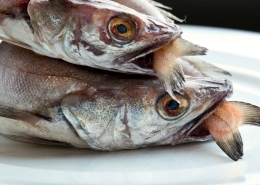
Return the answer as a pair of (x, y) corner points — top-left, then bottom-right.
(156, 93), (189, 120)
(108, 17), (137, 45)
(167, 100), (179, 111)
(117, 24), (128, 34)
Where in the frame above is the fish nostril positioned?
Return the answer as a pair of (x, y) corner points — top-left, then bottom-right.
(149, 24), (156, 31)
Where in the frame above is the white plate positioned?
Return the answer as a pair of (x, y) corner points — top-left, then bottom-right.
(0, 26), (260, 185)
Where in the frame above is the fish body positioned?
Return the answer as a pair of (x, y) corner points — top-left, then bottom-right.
(0, 0), (180, 74)
(0, 42), (231, 151)
(0, 0), (207, 98)
(0, 42), (259, 161)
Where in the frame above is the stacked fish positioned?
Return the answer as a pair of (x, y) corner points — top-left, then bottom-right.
(0, 0), (259, 161)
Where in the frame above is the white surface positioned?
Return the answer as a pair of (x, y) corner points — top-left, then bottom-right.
(0, 26), (260, 185)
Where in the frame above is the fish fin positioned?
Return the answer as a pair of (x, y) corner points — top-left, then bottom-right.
(213, 130), (243, 161)
(176, 38), (207, 56)
(2, 134), (71, 146)
(0, 105), (51, 122)
(0, 14), (12, 21)
(148, 0), (185, 22)
(180, 56), (232, 77)
(0, 36), (32, 51)
(155, 58), (185, 100)
(229, 101), (260, 127)
(148, 0), (172, 10)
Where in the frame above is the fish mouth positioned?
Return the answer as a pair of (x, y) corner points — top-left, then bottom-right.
(112, 35), (176, 75)
(112, 21), (182, 74)
(172, 80), (233, 144)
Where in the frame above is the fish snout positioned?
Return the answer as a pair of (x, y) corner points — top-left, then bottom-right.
(148, 16), (181, 33)
(170, 78), (233, 145)
(141, 17), (182, 45)
(185, 77), (233, 103)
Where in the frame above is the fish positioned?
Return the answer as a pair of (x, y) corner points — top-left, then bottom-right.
(0, 0), (207, 99)
(0, 42), (259, 161)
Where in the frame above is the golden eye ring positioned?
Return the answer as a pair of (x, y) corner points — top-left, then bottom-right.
(156, 93), (189, 120)
(108, 17), (137, 45)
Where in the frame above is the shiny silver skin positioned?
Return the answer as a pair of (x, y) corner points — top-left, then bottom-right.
(0, 42), (232, 150)
(0, 0), (181, 74)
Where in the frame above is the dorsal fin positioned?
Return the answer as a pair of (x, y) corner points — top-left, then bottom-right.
(148, 0), (185, 22)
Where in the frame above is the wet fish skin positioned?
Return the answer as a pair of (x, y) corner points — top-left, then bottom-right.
(1, 42), (259, 161)
(0, 0), (209, 99)
(0, 0), (181, 74)
(0, 42), (231, 150)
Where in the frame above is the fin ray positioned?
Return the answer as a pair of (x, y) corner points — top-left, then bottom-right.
(0, 36), (32, 51)
(155, 58), (185, 100)
(180, 56), (232, 77)
(0, 105), (51, 122)
(214, 130), (243, 161)
(148, 0), (185, 22)
(3, 134), (71, 146)
(230, 101), (260, 126)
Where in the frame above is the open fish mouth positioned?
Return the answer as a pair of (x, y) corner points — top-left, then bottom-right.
(128, 34), (179, 73)
(111, 24), (182, 74)
(172, 81), (233, 144)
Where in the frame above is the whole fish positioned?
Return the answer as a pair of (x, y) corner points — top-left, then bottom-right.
(0, 42), (259, 161)
(0, 0), (206, 99)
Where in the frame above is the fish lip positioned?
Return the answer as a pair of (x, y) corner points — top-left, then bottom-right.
(172, 81), (233, 144)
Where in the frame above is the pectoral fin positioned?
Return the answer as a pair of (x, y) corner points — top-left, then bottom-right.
(213, 130), (243, 161)
(231, 101), (260, 127)
(0, 36), (32, 51)
(0, 105), (50, 123)
(3, 134), (71, 146)
(180, 57), (231, 78)
(153, 57), (185, 100)
(153, 38), (207, 100)
(204, 101), (260, 161)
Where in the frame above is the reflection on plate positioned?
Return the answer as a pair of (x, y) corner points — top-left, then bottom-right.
(0, 26), (260, 185)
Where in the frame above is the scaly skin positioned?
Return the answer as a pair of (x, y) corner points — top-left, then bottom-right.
(0, 0), (208, 98)
(0, 0), (181, 74)
(0, 42), (232, 150)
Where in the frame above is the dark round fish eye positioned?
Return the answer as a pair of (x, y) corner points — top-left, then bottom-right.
(117, 24), (128, 34)
(108, 17), (137, 45)
(167, 100), (179, 111)
(156, 93), (189, 120)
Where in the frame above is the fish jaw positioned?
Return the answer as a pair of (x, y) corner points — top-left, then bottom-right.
(27, 0), (182, 74)
(164, 77), (233, 146)
(61, 77), (232, 151)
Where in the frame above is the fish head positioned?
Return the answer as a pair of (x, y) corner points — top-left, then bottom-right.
(61, 77), (232, 150)
(28, 0), (181, 73)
